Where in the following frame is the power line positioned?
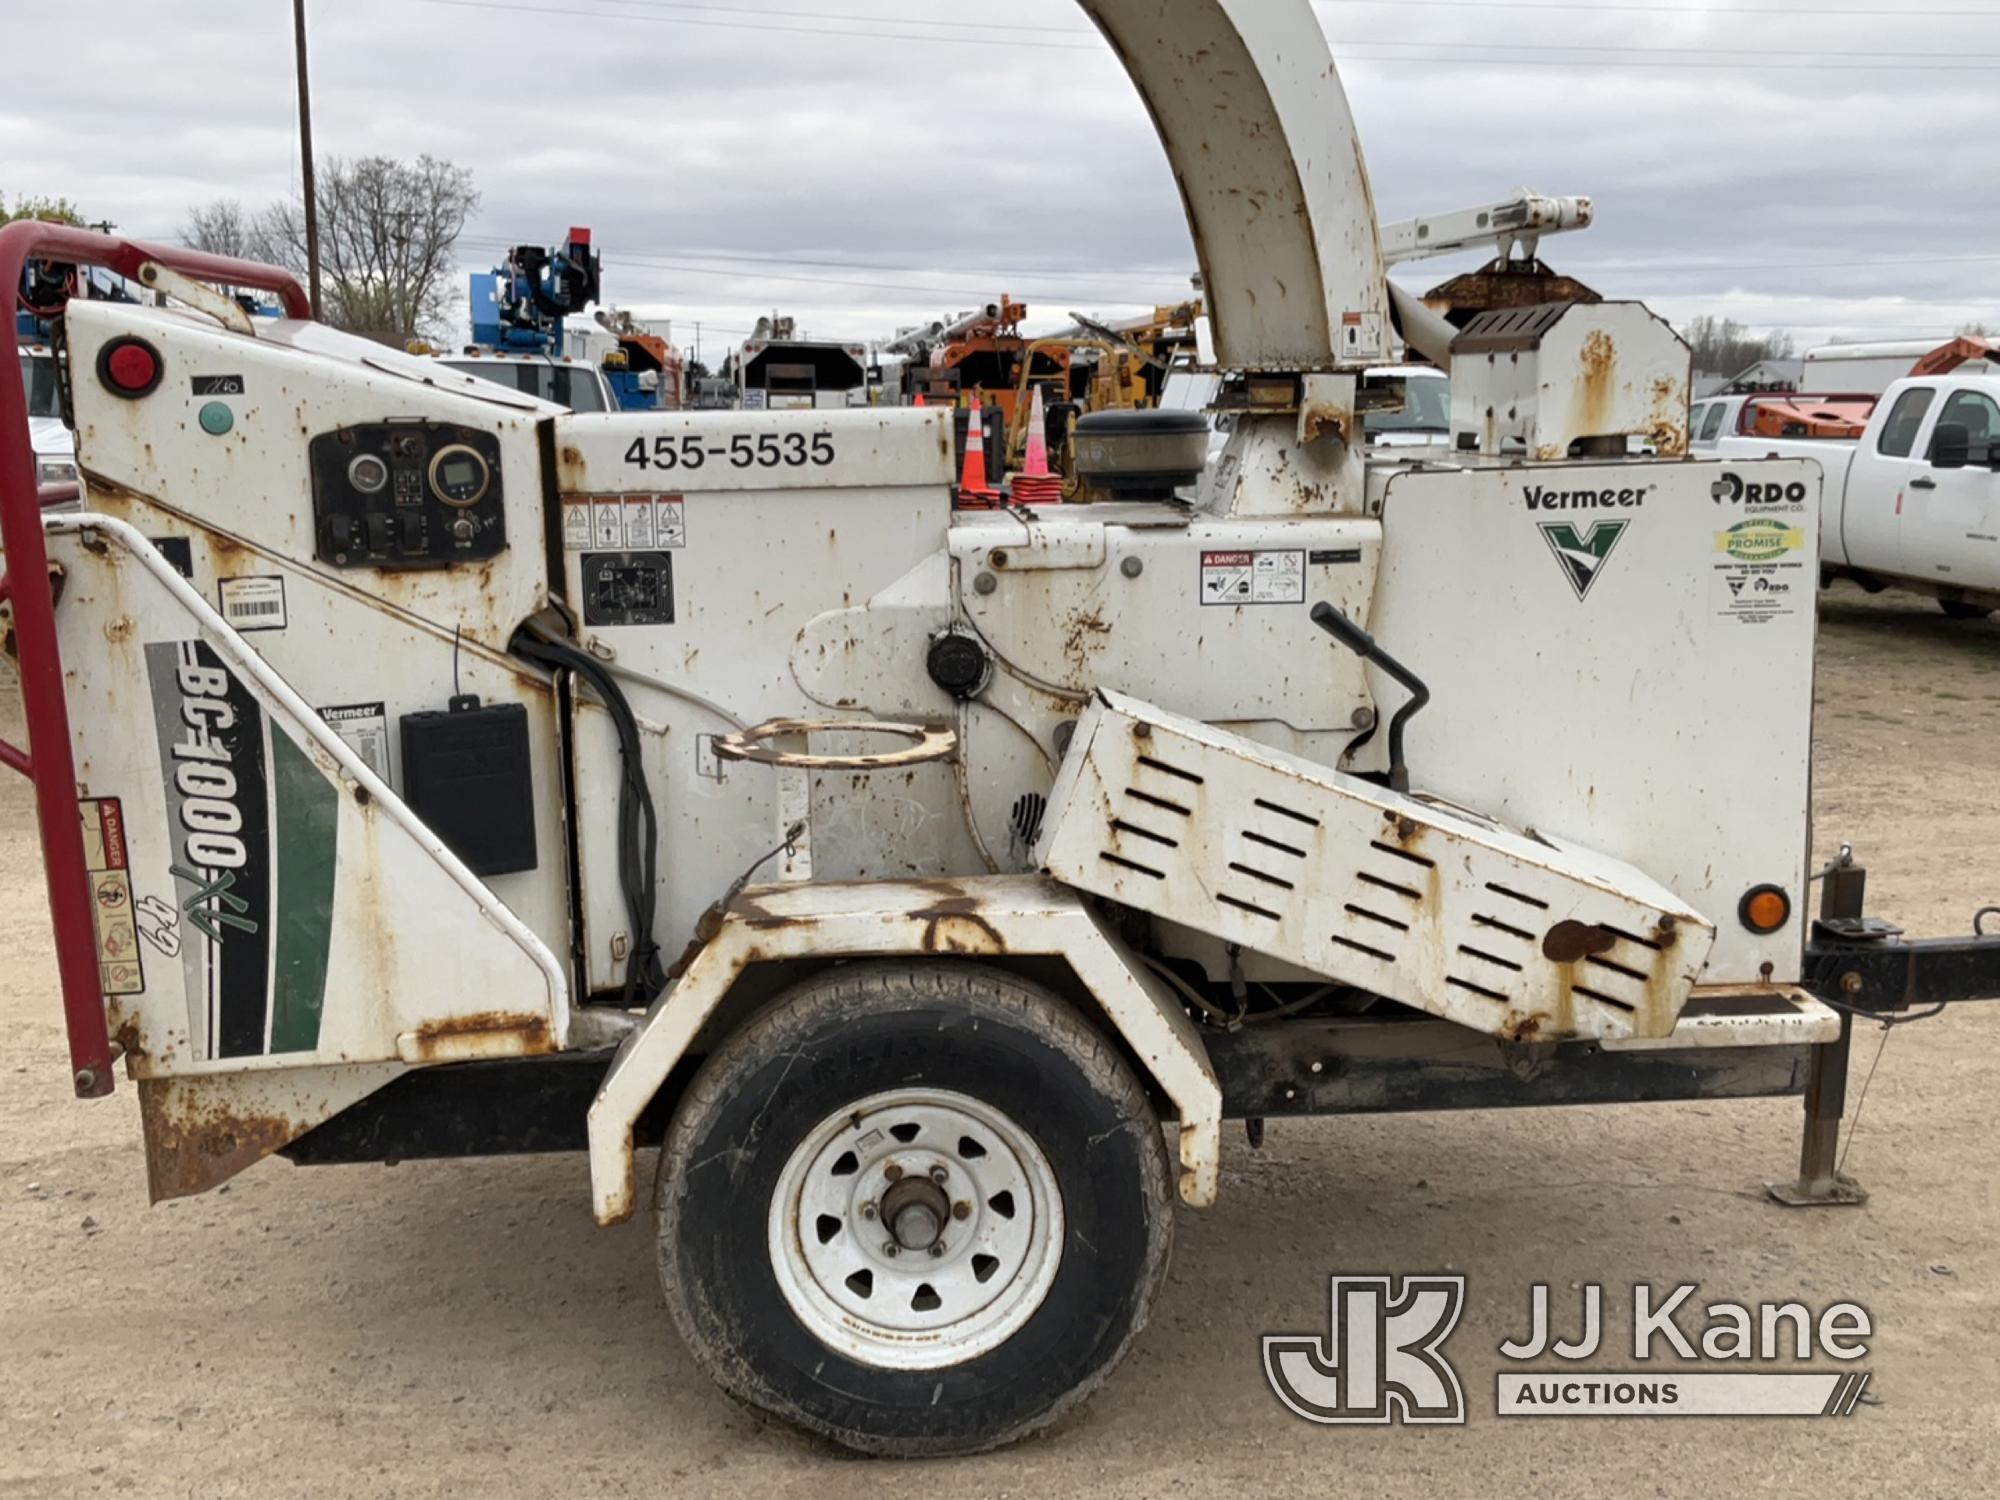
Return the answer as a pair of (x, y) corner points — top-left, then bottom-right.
(456, 233), (1182, 291)
(404, 0), (2000, 66)
(589, 0), (1094, 36)
(1560, 252), (2000, 276)
(459, 231), (2000, 302)
(403, 0), (1102, 48)
(1345, 35), (2000, 60)
(1319, 0), (2000, 18)
(466, 230), (2000, 289)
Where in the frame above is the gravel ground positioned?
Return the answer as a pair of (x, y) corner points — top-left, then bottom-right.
(1, 583), (1996, 1498)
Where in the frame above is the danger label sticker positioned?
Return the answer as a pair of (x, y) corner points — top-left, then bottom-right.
(1201, 549), (1307, 606)
(79, 798), (145, 996)
(571, 496), (685, 551)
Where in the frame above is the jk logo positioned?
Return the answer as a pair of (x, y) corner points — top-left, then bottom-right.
(1263, 1275), (1467, 1425)
(1539, 520), (1629, 601)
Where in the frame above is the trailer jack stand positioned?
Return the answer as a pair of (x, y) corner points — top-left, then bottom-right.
(1767, 1014), (1867, 1208)
(1771, 852), (1872, 1208)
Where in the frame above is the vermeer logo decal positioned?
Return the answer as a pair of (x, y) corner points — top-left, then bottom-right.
(1539, 520), (1630, 601)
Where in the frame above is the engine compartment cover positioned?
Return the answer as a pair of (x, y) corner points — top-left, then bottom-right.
(1036, 690), (1714, 1042)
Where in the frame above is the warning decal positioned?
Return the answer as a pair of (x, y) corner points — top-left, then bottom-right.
(569, 496), (685, 551)
(320, 701), (391, 783)
(1200, 549), (1307, 606)
(654, 495), (686, 548)
(79, 798), (145, 996)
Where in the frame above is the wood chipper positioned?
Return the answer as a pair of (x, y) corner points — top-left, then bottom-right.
(4, 0), (1998, 1458)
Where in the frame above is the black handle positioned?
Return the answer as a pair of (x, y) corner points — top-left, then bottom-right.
(1310, 601), (1430, 793)
(1910, 477), (1938, 490)
(1311, 600), (1374, 655)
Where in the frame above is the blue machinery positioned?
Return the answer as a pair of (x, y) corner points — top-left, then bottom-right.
(468, 227), (602, 355)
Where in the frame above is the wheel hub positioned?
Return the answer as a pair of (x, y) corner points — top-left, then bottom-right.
(882, 1175), (951, 1251)
(767, 1088), (1065, 1371)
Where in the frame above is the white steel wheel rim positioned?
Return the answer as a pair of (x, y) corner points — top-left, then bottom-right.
(767, 1086), (1065, 1371)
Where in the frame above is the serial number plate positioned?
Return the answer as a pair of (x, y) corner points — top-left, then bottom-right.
(624, 432), (835, 473)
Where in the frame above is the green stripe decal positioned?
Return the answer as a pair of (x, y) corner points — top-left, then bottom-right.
(268, 730), (338, 1054)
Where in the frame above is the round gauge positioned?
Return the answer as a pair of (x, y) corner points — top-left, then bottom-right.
(428, 444), (492, 508)
(347, 452), (390, 496)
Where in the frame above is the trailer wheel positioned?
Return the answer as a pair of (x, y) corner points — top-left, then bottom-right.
(655, 960), (1173, 1456)
(1939, 599), (1994, 621)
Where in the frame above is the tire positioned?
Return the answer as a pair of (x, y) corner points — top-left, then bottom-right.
(1939, 599), (1993, 621)
(655, 960), (1174, 1457)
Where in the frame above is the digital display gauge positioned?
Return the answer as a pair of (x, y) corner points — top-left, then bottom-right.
(428, 444), (492, 507)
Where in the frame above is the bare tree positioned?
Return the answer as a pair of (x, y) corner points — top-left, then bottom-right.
(179, 199), (265, 259)
(1683, 316), (1796, 378)
(258, 155), (479, 344)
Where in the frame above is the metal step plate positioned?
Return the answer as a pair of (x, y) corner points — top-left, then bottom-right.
(1037, 691), (1715, 1042)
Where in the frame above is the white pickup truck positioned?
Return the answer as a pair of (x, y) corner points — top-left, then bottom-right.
(1714, 373), (2000, 620)
(17, 341), (78, 504)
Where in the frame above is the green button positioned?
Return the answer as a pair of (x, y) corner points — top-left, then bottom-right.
(198, 401), (234, 435)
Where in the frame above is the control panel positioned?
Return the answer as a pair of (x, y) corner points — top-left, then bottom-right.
(309, 422), (508, 569)
(581, 551), (675, 627)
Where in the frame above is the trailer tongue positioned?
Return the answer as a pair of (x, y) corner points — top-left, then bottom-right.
(5, 0), (2000, 1457)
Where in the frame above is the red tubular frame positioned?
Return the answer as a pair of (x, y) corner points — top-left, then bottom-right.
(0, 222), (312, 1098)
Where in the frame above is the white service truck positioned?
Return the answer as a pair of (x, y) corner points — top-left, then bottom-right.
(1715, 372), (2000, 619)
(17, 340), (78, 504)
(3, 0), (1999, 1460)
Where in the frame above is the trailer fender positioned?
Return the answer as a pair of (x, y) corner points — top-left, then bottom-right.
(585, 875), (1221, 1224)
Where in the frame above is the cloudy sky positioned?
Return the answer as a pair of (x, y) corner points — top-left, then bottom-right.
(7, 0), (1999, 357)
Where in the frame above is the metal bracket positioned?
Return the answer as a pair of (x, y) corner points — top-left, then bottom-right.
(713, 717), (957, 771)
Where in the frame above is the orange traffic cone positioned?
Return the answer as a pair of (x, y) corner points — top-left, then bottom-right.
(1012, 384), (1062, 506)
(913, 391), (926, 408)
(958, 399), (997, 507)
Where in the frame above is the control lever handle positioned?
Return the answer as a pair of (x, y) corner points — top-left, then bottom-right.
(1310, 600), (1374, 656)
(1311, 601), (1430, 794)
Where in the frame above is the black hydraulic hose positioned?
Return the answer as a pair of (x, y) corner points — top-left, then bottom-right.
(513, 635), (665, 1007)
(1311, 601), (1430, 793)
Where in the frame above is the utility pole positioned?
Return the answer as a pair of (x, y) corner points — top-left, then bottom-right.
(292, 0), (324, 319)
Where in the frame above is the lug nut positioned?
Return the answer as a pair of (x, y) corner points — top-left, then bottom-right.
(929, 1241), (946, 1258)
(884, 1163), (904, 1182)
(860, 1202), (877, 1220)
(952, 1201), (971, 1221)
(929, 1166), (948, 1184)
(883, 1241), (900, 1257)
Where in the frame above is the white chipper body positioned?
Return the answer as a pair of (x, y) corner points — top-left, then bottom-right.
(0, 0), (1879, 1457)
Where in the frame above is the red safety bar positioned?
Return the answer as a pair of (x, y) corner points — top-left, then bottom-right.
(0, 221), (312, 1098)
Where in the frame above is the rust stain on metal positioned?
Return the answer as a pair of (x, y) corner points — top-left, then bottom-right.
(1498, 1011), (1543, 1043)
(139, 1078), (297, 1203)
(1299, 392), (1355, 446)
(1062, 608), (1112, 673)
(1541, 919), (1618, 964)
(403, 1009), (554, 1063)
(910, 886), (1007, 955)
(1575, 327), (1617, 442)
